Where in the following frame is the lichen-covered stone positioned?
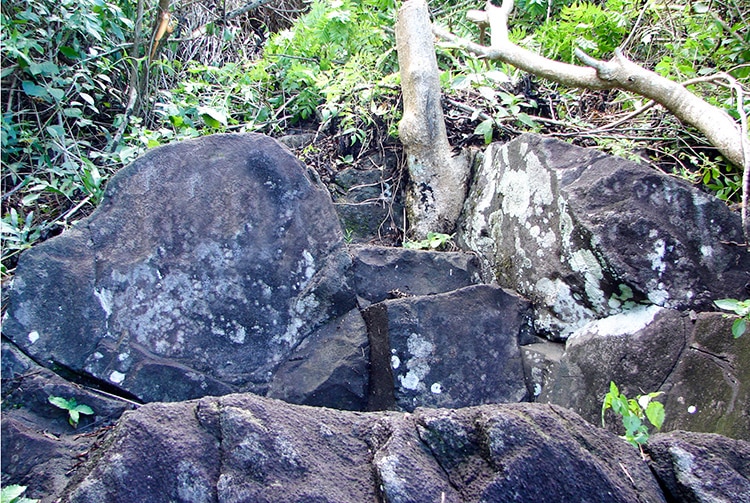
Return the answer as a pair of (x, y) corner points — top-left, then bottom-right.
(366, 285), (531, 412)
(458, 133), (749, 339)
(645, 431), (750, 502)
(3, 134), (356, 403)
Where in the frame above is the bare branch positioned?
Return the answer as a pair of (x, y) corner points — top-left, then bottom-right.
(434, 0), (750, 241)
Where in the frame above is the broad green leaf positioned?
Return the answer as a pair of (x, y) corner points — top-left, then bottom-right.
(48, 396), (72, 410)
(69, 409), (80, 426)
(645, 401), (665, 429)
(474, 119), (494, 145)
(732, 318), (746, 338)
(516, 112), (537, 128)
(74, 404), (94, 415)
(1, 484), (28, 502)
(21, 193), (40, 206)
(198, 106), (227, 128)
(22, 81), (48, 99)
(79, 92), (96, 108)
(28, 60), (59, 76)
(45, 125), (65, 138)
(714, 299), (740, 311)
(59, 46), (80, 59)
(47, 87), (65, 102)
(621, 414), (642, 437)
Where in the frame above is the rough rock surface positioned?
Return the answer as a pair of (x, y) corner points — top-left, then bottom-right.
(458, 133), (750, 339)
(540, 309), (750, 440)
(1, 340), (135, 500)
(350, 244), (482, 304)
(59, 394), (668, 503)
(365, 285), (531, 412)
(645, 431), (750, 503)
(266, 308), (369, 411)
(2, 134), (356, 403)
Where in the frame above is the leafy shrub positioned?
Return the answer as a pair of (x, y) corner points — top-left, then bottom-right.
(602, 381), (665, 448)
(1, 0), (134, 277)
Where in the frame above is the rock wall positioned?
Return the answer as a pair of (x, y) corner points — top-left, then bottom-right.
(3, 132), (749, 502)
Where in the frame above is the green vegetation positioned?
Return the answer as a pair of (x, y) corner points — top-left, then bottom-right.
(48, 395), (94, 428)
(403, 232), (454, 251)
(714, 298), (750, 338)
(2, 0), (747, 277)
(1, 485), (39, 503)
(602, 381), (665, 448)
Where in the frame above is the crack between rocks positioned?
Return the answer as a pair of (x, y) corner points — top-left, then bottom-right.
(412, 415), (464, 499)
(196, 398), (224, 503)
(655, 317), (691, 392)
(687, 343), (740, 415)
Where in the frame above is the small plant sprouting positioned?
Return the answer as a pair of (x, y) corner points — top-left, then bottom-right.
(1, 484), (39, 503)
(713, 298), (749, 338)
(48, 396), (94, 429)
(601, 381), (665, 449)
(403, 232), (454, 251)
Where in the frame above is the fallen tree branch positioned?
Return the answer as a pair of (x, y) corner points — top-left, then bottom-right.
(436, 0), (750, 242)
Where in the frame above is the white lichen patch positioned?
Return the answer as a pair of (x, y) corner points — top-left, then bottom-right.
(499, 169), (531, 219)
(28, 331), (39, 344)
(94, 288), (113, 317)
(647, 285), (670, 305)
(407, 333), (434, 358)
(391, 355), (401, 369)
(524, 151), (554, 206)
(229, 324), (247, 344)
(430, 382), (442, 394)
(534, 277), (597, 338)
(397, 333), (435, 392)
(647, 238), (667, 274)
(109, 370), (126, 384)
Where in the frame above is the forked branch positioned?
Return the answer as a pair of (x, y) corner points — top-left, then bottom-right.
(437, 0), (749, 241)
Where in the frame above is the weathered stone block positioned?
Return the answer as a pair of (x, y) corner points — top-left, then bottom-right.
(267, 308), (369, 411)
(366, 284), (531, 412)
(350, 244), (481, 305)
(458, 133), (749, 339)
(540, 309), (750, 440)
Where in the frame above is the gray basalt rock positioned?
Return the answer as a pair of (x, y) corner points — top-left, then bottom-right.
(350, 244), (482, 305)
(645, 431), (750, 502)
(364, 284), (532, 412)
(458, 133), (750, 339)
(540, 309), (750, 440)
(1, 340), (135, 501)
(2, 134), (356, 403)
(59, 394), (668, 503)
(266, 308), (369, 411)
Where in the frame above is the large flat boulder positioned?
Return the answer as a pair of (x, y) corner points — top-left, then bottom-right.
(458, 133), (749, 339)
(2, 134), (356, 403)
(58, 394), (668, 503)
